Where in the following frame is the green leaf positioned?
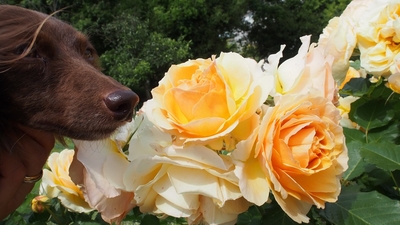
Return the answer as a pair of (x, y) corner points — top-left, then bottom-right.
(366, 121), (400, 144)
(261, 199), (298, 225)
(340, 78), (371, 97)
(321, 186), (400, 225)
(352, 98), (394, 132)
(343, 140), (367, 180)
(141, 214), (160, 225)
(342, 128), (369, 180)
(360, 143), (400, 171)
(237, 205), (263, 225)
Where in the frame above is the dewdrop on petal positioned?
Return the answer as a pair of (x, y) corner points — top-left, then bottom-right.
(387, 73), (400, 94)
(31, 195), (49, 213)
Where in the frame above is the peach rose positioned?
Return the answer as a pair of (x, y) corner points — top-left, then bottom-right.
(264, 35), (336, 101)
(40, 149), (93, 213)
(356, 1), (400, 76)
(145, 52), (273, 150)
(123, 112), (250, 225)
(233, 92), (348, 223)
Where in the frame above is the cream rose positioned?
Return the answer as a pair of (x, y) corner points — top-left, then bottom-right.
(387, 72), (400, 93)
(340, 0), (374, 27)
(318, 16), (357, 84)
(145, 52), (273, 150)
(123, 112), (250, 225)
(40, 149), (93, 213)
(264, 35), (336, 101)
(233, 93), (348, 223)
(356, 1), (400, 76)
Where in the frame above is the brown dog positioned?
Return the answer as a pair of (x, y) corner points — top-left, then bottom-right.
(0, 5), (139, 148)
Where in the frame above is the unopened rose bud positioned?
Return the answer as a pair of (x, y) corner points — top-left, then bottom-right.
(31, 195), (49, 213)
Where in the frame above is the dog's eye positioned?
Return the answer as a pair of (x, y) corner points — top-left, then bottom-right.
(15, 44), (29, 55)
(84, 49), (93, 60)
(15, 44), (41, 58)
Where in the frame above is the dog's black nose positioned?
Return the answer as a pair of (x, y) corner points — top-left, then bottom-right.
(104, 90), (139, 121)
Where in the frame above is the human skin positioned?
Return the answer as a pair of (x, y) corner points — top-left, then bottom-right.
(0, 125), (54, 220)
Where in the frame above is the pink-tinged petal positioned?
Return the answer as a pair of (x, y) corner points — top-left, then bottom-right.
(74, 139), (127, 196)
(103, 151), (129, 189)
(82, 168), (135, 224)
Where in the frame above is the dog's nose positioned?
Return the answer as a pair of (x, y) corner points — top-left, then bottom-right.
(104, 90), (139, 121)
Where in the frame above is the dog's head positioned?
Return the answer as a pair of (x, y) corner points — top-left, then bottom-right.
(0, 5), (139, 144)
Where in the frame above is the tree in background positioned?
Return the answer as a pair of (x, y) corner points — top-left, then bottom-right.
(1, 0), (350, 101)
(241, 0), (351, 60)
(100, 13), (191, 101)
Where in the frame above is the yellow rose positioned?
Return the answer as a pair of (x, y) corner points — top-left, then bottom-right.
(387, 72), (400, 93)
(265, 35), (336, 101)
(338, 95), (360, 129)
(318, 16), (357, 84)
(40, 149), (93, 213)
(145, 52), (273, 150)
(338, 66), (364, 89)
(123, 112), (250, 225)
(73, 121), (136, 224)
(233, 92), (348, 223)
(356, 1), (400, 76)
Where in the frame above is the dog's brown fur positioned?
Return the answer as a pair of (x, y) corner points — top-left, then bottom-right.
(0, 5), (139, 148)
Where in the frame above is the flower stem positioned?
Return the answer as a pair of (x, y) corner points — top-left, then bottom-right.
(390, 171), (400, 196)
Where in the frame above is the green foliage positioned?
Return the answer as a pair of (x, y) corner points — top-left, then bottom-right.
(99, 12), (191, 102)
(146, 0), (249, 58)
(243, 0), (351, 60)
(321, 186), (400, 225)
(318, 77), (400, 225)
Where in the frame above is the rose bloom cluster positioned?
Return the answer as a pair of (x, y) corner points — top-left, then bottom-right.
(317, 0), (400, 131)
(37, 35), (349, 225)
(318, 0), (400, 93)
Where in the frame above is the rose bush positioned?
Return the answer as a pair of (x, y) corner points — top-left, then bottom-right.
(323, 0), (400, 77)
